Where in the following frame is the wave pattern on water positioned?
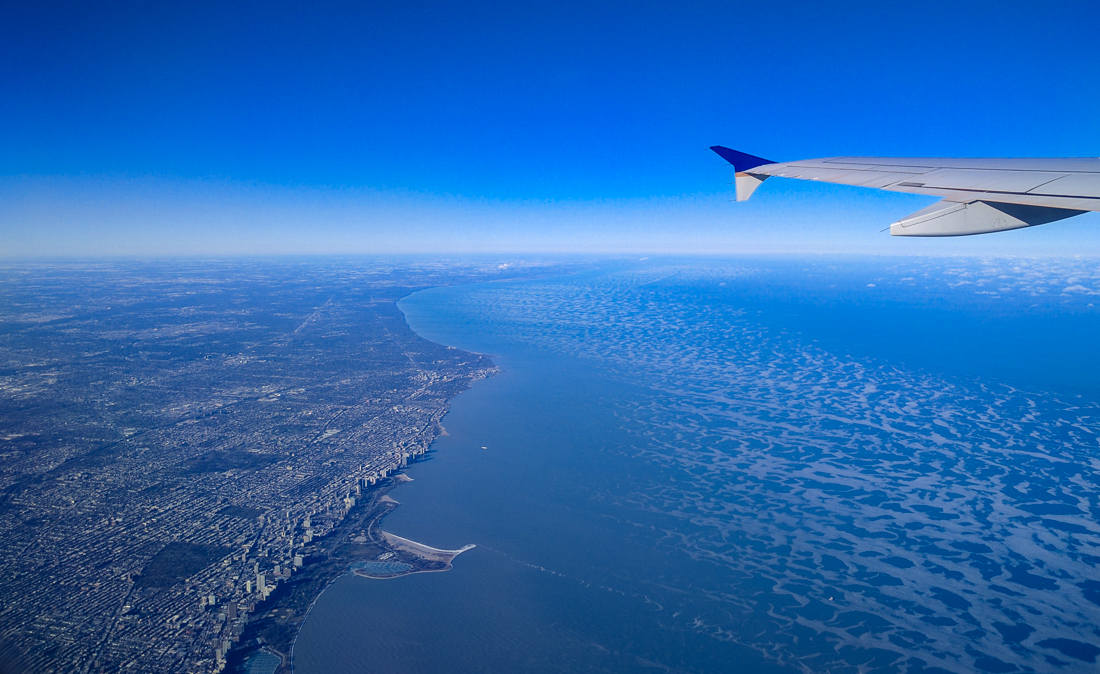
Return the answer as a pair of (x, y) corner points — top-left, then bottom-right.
(447, 260), (1100, 674)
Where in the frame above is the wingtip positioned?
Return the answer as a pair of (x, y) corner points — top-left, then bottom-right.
(710, 146), (775, 172)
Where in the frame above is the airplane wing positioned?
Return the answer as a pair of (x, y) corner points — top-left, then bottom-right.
(710, 146), (1100, 237)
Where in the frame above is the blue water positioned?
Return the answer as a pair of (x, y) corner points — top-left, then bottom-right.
(294, 257), (1100, 673)
(349, 561), (414, 576)
(245, 652), (280, 674)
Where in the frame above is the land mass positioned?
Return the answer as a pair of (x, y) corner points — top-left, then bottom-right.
(0, 259), (571, 673)
(224, 464), (473, 674)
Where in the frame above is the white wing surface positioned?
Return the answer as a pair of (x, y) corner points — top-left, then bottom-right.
(711, 147), (1100, 237)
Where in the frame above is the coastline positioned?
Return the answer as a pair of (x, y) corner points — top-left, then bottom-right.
(379, 531), (476, 563)
(282, 485), (476, 670)
(227, 295), (491, 674)
(232, 439), (483, 674)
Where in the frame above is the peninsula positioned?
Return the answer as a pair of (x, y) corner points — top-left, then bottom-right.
(225, 466), (475, 674)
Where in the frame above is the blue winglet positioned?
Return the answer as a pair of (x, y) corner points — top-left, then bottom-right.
(710, 146), (774, 172)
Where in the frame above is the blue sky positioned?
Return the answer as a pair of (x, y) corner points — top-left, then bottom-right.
(2, 0), (1099, 256)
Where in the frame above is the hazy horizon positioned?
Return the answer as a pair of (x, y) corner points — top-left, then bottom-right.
(3, 0), (1099, 258)
(5, 173), (1100, 258)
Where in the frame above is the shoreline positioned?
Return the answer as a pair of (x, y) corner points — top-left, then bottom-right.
(380, 531), (476, 563)
(228, 292), (492, 674)
(232, 457), (480, 674)
(285, 512), (473, 669)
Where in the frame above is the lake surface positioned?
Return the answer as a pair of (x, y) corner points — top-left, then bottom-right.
(294, 257), (1100, 673)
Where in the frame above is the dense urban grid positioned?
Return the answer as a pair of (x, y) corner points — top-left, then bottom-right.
(0, 259), (538, 673)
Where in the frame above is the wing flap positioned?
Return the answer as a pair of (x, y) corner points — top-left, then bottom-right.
(826, 169), (924, 189)
(1030, 173), (1100, 199)
(913, 169), (1070, 194)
